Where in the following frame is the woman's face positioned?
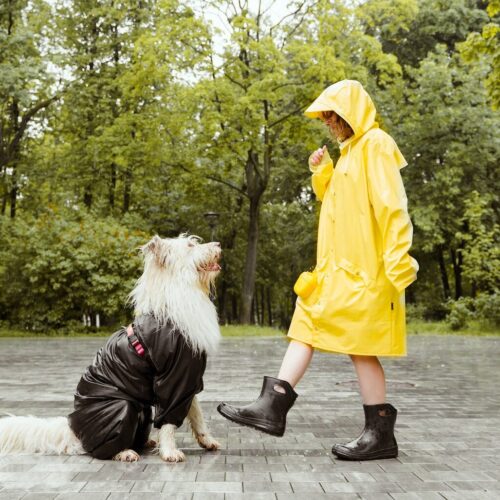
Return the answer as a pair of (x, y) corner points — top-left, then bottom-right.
(320, 110), (353, 142)
(320, 110), (340, 137)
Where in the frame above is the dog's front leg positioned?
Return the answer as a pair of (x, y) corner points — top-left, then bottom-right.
(188, 396), (220, 451)
(158, 424), (185, 462)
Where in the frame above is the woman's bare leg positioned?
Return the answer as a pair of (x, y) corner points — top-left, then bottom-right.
(277, 339), (314, 389)
(350, 355), (386, 405)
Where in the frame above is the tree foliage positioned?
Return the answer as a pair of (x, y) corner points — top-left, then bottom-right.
(0, 0), (498, 331)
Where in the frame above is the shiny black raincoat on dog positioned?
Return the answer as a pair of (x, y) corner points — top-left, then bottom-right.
(68, 314), (207, 459)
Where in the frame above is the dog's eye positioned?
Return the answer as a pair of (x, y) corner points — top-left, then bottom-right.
(188, 242), (195, 248)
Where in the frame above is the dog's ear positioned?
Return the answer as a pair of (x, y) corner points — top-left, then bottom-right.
(141, 235), (171, 267)
(141, 235), (161, 254)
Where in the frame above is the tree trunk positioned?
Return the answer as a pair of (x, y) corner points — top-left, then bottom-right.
(239, 138), (269, 324)
(437, 246), (451, 299)
(266, 286), (272, 326)
(83, 186), (92, 209)
(109, 162), (116, 209)
(123, 167), (131, 213)
(450, 247), (463, 299)
(9, 163), (17, 218)
(260, 285), (265, 325)
(1, 174), (6, 215)
(231, 293), (238, 323)
(218, 278), (228, 324)
(240, 195), (261, 323)
(123, 128), (135, 213)
(8, 99), (20, 218)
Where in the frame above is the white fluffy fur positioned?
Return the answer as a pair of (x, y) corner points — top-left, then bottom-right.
(128, 233), (222, 355)
(0, 416), (84, 455)
(0, 234), (222, 459)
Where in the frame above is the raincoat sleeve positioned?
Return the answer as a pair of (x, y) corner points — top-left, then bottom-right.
(366, 137), (419, 293)
(309, 148), (333, 202)
(152, 352), (206, 429)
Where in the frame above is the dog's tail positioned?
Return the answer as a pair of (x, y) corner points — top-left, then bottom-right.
(0, 415), (84, 455)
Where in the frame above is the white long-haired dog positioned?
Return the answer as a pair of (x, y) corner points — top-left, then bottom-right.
(0, 234), (222, 463)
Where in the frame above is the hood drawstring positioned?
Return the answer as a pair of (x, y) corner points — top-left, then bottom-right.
(340, 142), (352, 175)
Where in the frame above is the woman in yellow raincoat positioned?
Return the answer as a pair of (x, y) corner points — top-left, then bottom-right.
(218, 80), (418, 461)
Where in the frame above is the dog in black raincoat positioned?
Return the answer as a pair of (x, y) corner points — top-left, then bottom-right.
(0, 234), (222, 462)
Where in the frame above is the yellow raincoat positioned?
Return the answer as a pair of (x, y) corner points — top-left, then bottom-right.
(288, 80), (418, 356)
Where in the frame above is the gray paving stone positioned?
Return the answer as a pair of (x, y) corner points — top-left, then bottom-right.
(107, 495), (192, 500)
(81, 480), (134, 492)
(225, 472), (270, 481)
(19, 495), (56, 500)
(446, 480), (500, 491)
(290, 481), (324, 492)
(191, 494), (224, 500)
(226, 494), (276, 500)
(321, 481), (404, 493)
(271, 471), (344, 482)
(390, 494), (444, 500)
(0, 483), (85, 494)
(442, 493), (500, 500)
(195, 472), (225, 481)
(358, 494), (394, 500)
(277, 495), (358, 500)
(399, 481), (452, 492)
(0, 493), (25, 500)
(0, 335), (498, 497)
(55, 495), (109, 500)
(243, 481), (292, 493)
(129, 480), (165, 492)
(161, 481), (241, 493)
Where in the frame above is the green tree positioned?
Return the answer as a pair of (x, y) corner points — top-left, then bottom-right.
(0, 0), (59, 217)
(188, 0), (403, 323)
(459, 0), (500, 108)
(400, 46), (499, 303)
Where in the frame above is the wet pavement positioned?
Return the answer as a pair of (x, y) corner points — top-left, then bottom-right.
(0, 334), (499, 499)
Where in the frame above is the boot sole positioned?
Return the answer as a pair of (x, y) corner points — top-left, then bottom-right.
(332, 445), (398, 461)
(217, 403), (284, 437)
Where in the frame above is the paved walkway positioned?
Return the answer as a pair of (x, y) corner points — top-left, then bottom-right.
(0, 334), (499, 499)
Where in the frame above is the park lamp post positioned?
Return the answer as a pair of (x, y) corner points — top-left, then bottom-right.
(204, 211), (220, 242)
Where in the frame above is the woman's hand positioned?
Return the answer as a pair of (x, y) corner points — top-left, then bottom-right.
(311, 145), (328, 166)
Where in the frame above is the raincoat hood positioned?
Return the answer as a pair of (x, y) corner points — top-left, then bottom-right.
(305, 80), (379, 150)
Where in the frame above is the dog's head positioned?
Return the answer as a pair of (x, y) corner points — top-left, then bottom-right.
(140, 234), (222, 294)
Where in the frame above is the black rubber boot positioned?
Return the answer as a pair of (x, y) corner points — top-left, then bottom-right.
(217, 376), (298, 437)
(332, 403), (398, 460)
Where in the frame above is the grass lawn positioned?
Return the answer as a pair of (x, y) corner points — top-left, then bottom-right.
(0, 324), (283, 338)
(407, 319), (499, 336)
(0, 321), (498, 338)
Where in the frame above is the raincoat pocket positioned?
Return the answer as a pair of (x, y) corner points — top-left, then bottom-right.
(336, 258), (372, 288)
(294, 270), (318, 299)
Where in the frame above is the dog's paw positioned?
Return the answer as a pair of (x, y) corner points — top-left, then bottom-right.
(196, 434), (221, 451)
(160, 448), (185, 462)
(113, 449), (140, 462)
(144, 439), (157, 449)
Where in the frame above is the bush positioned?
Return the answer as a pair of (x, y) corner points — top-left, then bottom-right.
(447, 297), (474, 330)
(0, 211), (149, 330)
(422, 300), (450, 321)
(473, 293), (500, 326)
(406, 302), (427, 321)
(446, 293), (500, 330)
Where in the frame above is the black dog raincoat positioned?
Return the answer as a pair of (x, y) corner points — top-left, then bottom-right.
(68, 314), (207, 459)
